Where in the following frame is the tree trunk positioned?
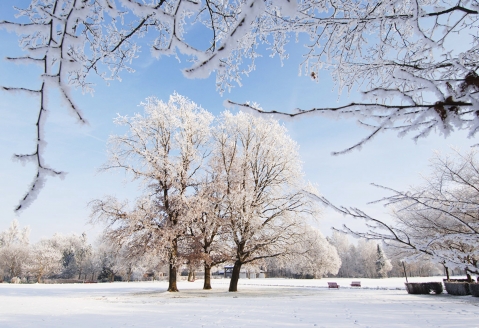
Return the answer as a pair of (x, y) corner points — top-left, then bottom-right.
(187, 271), (193, 282)
(203, 263), (212, 290)
(168, 239), (179, 292)
(444, 266), (450, 281)
(466, 272), (472, 282)
(402, 261), (408, 283)
(9, 266), (15, 280)
(229, 260), (242, 292)
(168, 263), (179, 291)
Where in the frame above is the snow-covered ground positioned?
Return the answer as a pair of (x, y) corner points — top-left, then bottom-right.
(1, 277), (478, 327)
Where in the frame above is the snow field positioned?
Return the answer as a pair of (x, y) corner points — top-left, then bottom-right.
(1, 277), (478, 327)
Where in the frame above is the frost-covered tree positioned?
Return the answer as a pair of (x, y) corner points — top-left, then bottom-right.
(48, 233), (93, 279)
(212, 111), (321, 291)
(328, 231), (356, 278)
(328, 232), (392, 278)
(116, 251), (139, 282)
(375, 244), (392, 278)
(387, 252), (443, 278)
(4, 0), (479, 210)
(94, 238), (147, 282)
(331, 149), (479, 278)
(357, 240), (381, 278)
(73, 233), (93, 279)
(95, 240), (122, 282)
(81, 247), (102, 281)
(330, 232), (371, 278)
(92, 103), (327, 291)
(283, 227), (341, 278)
(91, 93), (213, 291)
(0, 220), (30, 281)
(27, 238), (63, 282)
(135, 252), (167, 281)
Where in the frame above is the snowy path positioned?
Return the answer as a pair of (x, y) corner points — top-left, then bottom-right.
(1, 278), (478, 327)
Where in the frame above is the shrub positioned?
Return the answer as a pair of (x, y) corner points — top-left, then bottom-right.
(469, 283), (479, 297)
(405, 282), (443, 294)
(444, 282), (470, 296)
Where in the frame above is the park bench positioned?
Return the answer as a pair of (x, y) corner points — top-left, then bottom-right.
(328, 282), (340, 289)
(350, 281), (361, 287)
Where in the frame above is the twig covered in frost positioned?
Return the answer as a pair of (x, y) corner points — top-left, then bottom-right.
(226, 97), (474, 155)
(229, 0), (479, 153)
(4, 0), (479, 210)
(1, 0), (115, 211)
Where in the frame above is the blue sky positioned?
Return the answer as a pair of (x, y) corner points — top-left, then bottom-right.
(0, 1), (473, 242)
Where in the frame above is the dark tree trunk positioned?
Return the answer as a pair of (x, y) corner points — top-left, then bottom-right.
(168, 263), (178, 291)
(229, 260), (242, 292)
(466, 272), (472, 282)
(402, 261), (408, 283)
(203, 263), (212, 290)
(187, 271), (194, 282)
(444, 266), (450, 280)
(168, 239), (179, 292)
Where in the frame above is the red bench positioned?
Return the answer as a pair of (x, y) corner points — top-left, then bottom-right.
(328, 282), (340, 289)
(350, 281), (361, 287)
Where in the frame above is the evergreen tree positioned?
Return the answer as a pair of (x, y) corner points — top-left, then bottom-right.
(375, 245), (391, 278)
